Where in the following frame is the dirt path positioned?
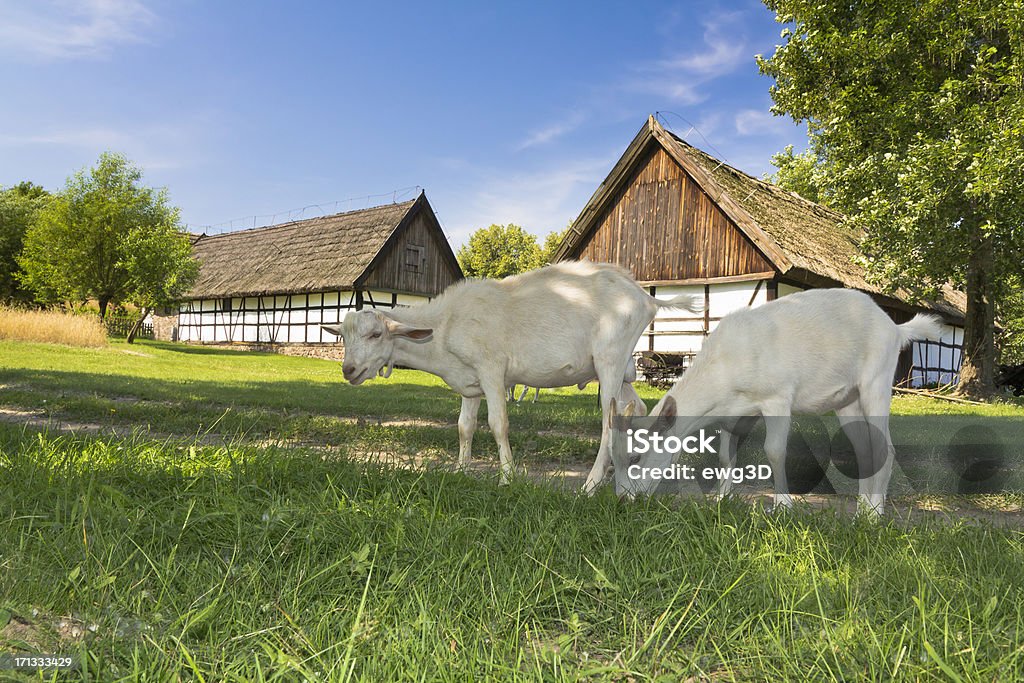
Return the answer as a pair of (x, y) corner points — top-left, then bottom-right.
(2, 408), (1021, 527)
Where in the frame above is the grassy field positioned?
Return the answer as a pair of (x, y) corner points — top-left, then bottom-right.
(2, 339), (1024, 680)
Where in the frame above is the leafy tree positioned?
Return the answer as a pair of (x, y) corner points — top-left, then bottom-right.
(758, 0), (1024, 397)
(19, 153), (197, 341)
(457, 224), (542, 279)
(0, 182), (50, 304)
(540, 227), (568, 265)
(764, 145), (829, 206)
(998, 277), (1024, 365)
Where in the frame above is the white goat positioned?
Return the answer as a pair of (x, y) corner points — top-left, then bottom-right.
(323, 261), (698, 490)
(610, 288), (942, 515)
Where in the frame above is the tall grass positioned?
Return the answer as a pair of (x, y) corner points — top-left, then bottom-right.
(0, 307), (107, 347)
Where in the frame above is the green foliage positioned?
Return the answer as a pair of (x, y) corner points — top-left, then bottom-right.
(17, 153), (196, 318)
(540, 226), (568, 265)
(758, 0), (1024, 393)
(0, 182), (50, 304)
(997, 276), (1024, 365)
(456, 223), (543, 278)
(765, 144), (829, 206)
(456, 224), (570, 279)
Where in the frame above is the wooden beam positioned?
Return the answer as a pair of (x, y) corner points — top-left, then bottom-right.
(703, 284), (710, 334)
(638, 271), (776, 287)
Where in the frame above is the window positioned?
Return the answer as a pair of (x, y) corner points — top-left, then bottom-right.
(405, 244), (426, 273)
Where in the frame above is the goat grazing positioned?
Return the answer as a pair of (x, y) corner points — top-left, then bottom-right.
(324, 261), (698, 491)
(610, 288), (942, 515)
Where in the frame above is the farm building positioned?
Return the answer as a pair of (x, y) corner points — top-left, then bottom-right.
(555, 116), (966, 387)
(162, 192), (462, 346)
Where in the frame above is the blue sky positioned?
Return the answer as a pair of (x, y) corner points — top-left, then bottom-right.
(0, 0), (807, 246)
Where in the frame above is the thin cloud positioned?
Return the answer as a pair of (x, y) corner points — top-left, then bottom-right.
(0, 128), (132, 149)
(442, 154), (619, 243)
(0, 119), (213, 171)
(0, 0), (156, 60)
(734, 108), (791, 136)
(516, 112), (586, 151)
(657, 37), (746, 77)
(623, 11), (750, 104)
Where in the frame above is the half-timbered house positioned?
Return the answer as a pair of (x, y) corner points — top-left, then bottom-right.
(555, 116), (966, 387)
(165, 191), (462, 346)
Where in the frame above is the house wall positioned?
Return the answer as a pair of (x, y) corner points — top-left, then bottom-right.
(644, 276), (962, 388)
(175, 289), (428, 344)
(573, 144), (774, 281)
(639, 280), (769, 354)
(911, 324), (963, 387)
(361, 208), (461, 296)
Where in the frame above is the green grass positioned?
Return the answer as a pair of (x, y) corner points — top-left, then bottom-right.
(4, 429), (1024, 681)
(2, 339), (1024, 680)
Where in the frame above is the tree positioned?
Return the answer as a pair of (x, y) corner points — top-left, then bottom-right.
(758, 0), (1024, 397)
(540, 226), (568, 265)
(18, 153), (197, 340)
(119, 213), (198, 342)
(0, 182), (50, 304)
(457, 224), (542, 278)
(998, 277), (1024, 365)
(765, 145), (829, 206)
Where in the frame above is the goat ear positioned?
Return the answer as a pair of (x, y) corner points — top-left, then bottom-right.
(321, 324), (343, 337)
(608, 399), (636, 429)
(384, 318), (433, 341)
(657, 396), (677, 431)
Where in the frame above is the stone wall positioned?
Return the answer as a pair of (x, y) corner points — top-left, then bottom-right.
(152, 311), (178, 341)
(180, 341), (346, 361)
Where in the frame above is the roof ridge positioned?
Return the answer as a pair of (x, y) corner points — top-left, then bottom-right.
(196, 197), (418, 241)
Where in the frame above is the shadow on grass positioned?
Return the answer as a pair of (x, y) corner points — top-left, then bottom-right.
(0, 366), (459, 414)
(0, 365), (607, 433)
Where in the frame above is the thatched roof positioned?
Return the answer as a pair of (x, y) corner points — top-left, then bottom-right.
(558, 116), (965, 322)
(187, 196), (423, 299)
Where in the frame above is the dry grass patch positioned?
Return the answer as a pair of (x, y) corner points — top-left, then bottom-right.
(0, 307), (107, 347)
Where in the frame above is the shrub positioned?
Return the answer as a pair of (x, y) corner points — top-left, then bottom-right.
(0, 307), (108, 347)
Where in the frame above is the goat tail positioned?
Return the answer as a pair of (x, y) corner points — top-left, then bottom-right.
(897, 314), (943, 348)
(655, 293), (701, 313)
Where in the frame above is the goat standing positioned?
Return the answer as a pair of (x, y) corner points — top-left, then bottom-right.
(324, 261), (697, 491)
(611, 288), (942, 514)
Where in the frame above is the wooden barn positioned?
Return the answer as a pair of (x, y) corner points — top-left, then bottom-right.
(165, 191), (462, 345)
(555, 116), (967, 387)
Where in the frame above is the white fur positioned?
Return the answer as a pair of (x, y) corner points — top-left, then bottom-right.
(612, 288), (942, 515)
(324, 261), (698, 489)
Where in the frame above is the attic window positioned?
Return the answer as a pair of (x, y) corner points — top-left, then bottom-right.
(405, 244), (426, 273)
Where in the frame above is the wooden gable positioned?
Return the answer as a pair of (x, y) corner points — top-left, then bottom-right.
(571, 142), (775, 283)
(359, 195), (462, 296)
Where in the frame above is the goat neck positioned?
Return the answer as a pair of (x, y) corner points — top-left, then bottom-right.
(383, 304), (449, 377)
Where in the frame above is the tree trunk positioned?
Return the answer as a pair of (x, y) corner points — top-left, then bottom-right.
(956, 228), (997, 398)
(98, 297), (110, 319)
(126, 307), (151, 344)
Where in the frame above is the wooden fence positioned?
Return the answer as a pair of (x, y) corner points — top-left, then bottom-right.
(104, 315), (154, 339)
